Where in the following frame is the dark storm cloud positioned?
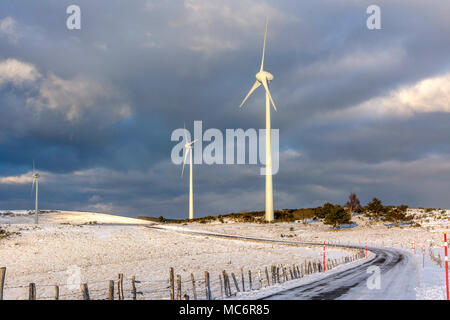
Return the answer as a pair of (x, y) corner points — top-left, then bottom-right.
(0, 0), (449, 218)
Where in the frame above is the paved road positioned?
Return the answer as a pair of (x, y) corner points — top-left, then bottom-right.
(263, 246), (417, 300)
(146, 225), (418, 300)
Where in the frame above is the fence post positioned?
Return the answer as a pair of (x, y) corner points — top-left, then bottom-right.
(176, 274), (181, 300)
(241, 268), (245, 292)
(248, 270), (252, 291)
(169, 268), (174, 300)
(131, 276), (137, 300)
(258, 269), (262, 289)
(182, 294), (189, 300)
(54, 285), (59, 300)
(117, 273), (123, 300)
(271, 266), (275, 285)
(222, 271), (228, 297)
(204, 271), (211, 300)
(445, 232), (449, 301)
(219, 275), (224, 298)
(0, 267), (5, 300)
(276, 266), (280, 284)
(108, 280), (114, 300)
(265, 267), (270, 286)
(29, 283), (36, 300)
(227, 273), (232, 296)
(191, 273), (197, 300)
(81, 283), (90, 300)
(231, 273), (240, 293)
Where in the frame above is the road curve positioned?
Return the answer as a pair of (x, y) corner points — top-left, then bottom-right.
(146, 225), (418, 300)
(262, 246), (417, 300)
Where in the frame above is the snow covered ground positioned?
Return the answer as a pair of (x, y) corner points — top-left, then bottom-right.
(0, 211), (353, 300)
(0, 209), (448, 300)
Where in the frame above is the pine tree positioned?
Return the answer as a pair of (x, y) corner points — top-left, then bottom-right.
(323, 204), (352, 229)
(366, 197), (385, 221)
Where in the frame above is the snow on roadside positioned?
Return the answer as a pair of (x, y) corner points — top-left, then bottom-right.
(0, 214), (356, 300)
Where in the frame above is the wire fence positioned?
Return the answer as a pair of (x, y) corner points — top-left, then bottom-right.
(0, 250), (365, 300)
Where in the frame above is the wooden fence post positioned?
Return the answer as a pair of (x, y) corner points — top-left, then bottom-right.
(231, 273), (240, 292)
(182, 294), (189, 300)
(169, 267), (175, 300)
(0, 267), (5, 300)
(81, 283), (90, 300)
(248, 270), (253, 291)
(222, 271), (228, 297)
(117, 273), (123, 300)
(219, 275), (224, 298)
(258, 269), (262, 289)
(54, 285), (59, 300)
(271, 266), (275, 285)
(276, 266), (280, 284)
(241, 268), (245, 292)
(265, 267), (270, 287)
(191, 273), (197, 300)
(29, 283), (36, 300)
(131, 276), (137, 300)
(204, 271), (211, 300)
(108, 280), (114, 300)
(176, 274), (181, 300)
(226, 272), (232, 296)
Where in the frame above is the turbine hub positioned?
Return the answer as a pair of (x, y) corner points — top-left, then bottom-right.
(33, 173), (40, 179)
(256, 71), (274, 83)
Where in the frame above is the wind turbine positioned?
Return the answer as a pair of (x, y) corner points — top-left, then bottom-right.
(239, 17), (277, 222)
(181, 127), (198, 220)
(31, 161), (40, 224)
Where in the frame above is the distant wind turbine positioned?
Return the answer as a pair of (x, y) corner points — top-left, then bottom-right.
(239, 17), (277, 222)
(181, 126), (198, 220)
(31, 161), (40, 224)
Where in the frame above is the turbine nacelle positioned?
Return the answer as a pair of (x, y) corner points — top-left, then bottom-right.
(256, 71), (274, 84)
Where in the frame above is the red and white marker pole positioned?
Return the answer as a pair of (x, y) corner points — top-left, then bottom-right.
(445, 232), (449, 301)
(422, 245), (425, 269)
(382, 240), (384, 248)
(365, 241), (368, 259)
(323, 241), (326, 273)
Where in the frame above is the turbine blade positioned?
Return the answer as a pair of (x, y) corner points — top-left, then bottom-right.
(262, 78), (277, 111)
(240, 81), (261, 108)
(184, 123), (189, 144)
(260, 17), (268, 72)
(181, 148), (190, 177)
(33, 160), (35, 174)
(187, 139), (198, 146)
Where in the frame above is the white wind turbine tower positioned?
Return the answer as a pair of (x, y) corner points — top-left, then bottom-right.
(31, 161), (40, 224)
(181, 127), (198, 220)
(239, 17), (278, 222)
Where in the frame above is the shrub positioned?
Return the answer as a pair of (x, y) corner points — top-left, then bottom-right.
(323, 204), (352, 229)
(384, 206), (413, 226)
(366, 198), (386, 221)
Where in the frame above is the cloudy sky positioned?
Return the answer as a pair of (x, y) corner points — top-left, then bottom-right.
(0, 0), (449, 218)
